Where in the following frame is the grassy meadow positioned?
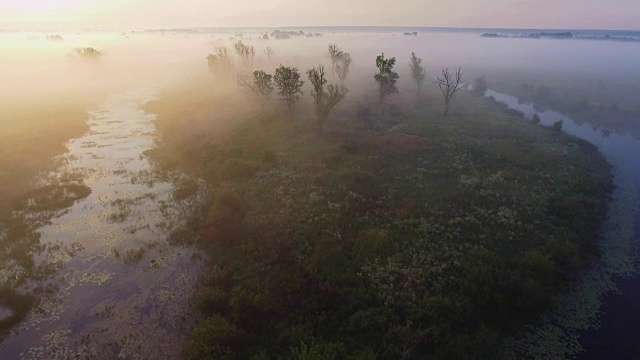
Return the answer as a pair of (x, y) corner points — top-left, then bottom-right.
(146, 74), (613, 359)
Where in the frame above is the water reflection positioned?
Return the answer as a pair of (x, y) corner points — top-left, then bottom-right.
(0, 91), (204, 359)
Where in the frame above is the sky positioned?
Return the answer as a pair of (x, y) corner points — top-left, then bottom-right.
(0, 0), (638, 30)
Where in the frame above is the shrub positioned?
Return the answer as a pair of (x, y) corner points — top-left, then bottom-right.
(182, 315), (244, 360)
(532, 113), (541, 124)
(552, 120), (564, 132)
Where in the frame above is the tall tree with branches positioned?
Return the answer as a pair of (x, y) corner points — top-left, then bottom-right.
(409, 52), (426, 94)
(336, 53), (352, 84)
(374, 53), (399, 104)
(236, 70), (274, 109)
(307, 65), (348, 126)
(234, 40), (255, 70)
(436, 67), (464, 115)
(264, 46), (274, 63)
(274, 65), (305, 116)
(327, 43), (345, 77)
(207, 47), (232, 78)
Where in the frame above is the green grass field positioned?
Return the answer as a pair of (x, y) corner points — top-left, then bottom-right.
(147, 79), (612, 359)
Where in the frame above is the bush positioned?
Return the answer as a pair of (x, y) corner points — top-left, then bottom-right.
(552, 120), (564, 132)
(182, 315), (244, 360)
(532, 113), (541, 124)
(473, 76), (488, 95)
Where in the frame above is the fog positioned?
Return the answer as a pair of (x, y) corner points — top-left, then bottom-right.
(2, 26), (640, 359)
(3, 29), (640, 111)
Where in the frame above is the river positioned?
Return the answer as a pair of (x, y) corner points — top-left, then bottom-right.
(0, 91), (204, 359)
(487, 90), (640, 359)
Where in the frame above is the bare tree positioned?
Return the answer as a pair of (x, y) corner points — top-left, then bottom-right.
(336, 53), (352, 84)
(327, 43), (345, 77)
(274, 65), (305, 116)
(264, 46), (274, 63)
(307, 65), (348, 126)
(207, 46), (232, 77)
(234, 40), (255, 70)
(409, 52), (425, 94)
(436, 67), (464, 115)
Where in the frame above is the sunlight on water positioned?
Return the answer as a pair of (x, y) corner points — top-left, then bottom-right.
(0, 91), (204, 359)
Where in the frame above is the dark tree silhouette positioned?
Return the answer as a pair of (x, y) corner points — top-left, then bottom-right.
(374, 53), (399, 103)
(207, 47), (232, 77)
(436, 67), (464, 115)
(274, 65), (304, 116)
(336, 53), (352, 84)
(409, 52), (425, 94)
(307, 65), (348, 126)
(327, 43), (345, 77)
(473, 76), (488, 95)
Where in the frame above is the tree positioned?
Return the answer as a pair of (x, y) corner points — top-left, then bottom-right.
(532, 113), (541, 124)
(473, 76), (488, 95)
(234, 40), (255, 70)
(436, 67), (464, 115)
(251, 71), (274, 109)
(327, 44), (345, 77)
(409, 52), (425, 94)
(307, 65), (348, 126)
(264, 46), (274, 63)
(75, 47), (102, 61)
(552, 120), (564, 132)
(274, 65), (305, 115)
(335, 53), (352, 84)
(237, 70), (275, 109)
(374, 53), (399, 104)
(207, 47), (232, 77)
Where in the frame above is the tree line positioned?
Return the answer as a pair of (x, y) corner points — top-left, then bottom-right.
(207, 41), (467, 120)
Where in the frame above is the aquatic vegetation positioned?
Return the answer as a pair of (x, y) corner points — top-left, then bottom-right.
(0, 92), (205, 358)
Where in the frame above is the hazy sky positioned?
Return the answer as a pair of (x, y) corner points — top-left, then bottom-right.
(0, 0), (638, 30)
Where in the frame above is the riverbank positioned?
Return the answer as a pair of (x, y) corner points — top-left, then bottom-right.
(147, 78), (613, 359)
(486, 90), (640, 359)
(471, 69), (640, 139)
(0, 96), (97, 337)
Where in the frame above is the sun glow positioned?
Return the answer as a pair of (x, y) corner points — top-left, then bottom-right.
(0, 0), (91, 11)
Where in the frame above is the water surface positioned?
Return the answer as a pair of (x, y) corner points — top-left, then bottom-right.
(0, 91), (203, 359)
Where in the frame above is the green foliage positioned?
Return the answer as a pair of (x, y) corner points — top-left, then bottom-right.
(182, 315), (245, 360)
(374, 53), (399, 103)
(252, 70), (274, 108)
(289, 341), (345, 360)
(149, 79), (613, 360)
(409, 52), (426, 93)
(552, 119), (564, 132)
(274, 65), (305, 115)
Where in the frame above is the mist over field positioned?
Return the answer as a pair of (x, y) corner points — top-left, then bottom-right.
(1, 8), (640, 360)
